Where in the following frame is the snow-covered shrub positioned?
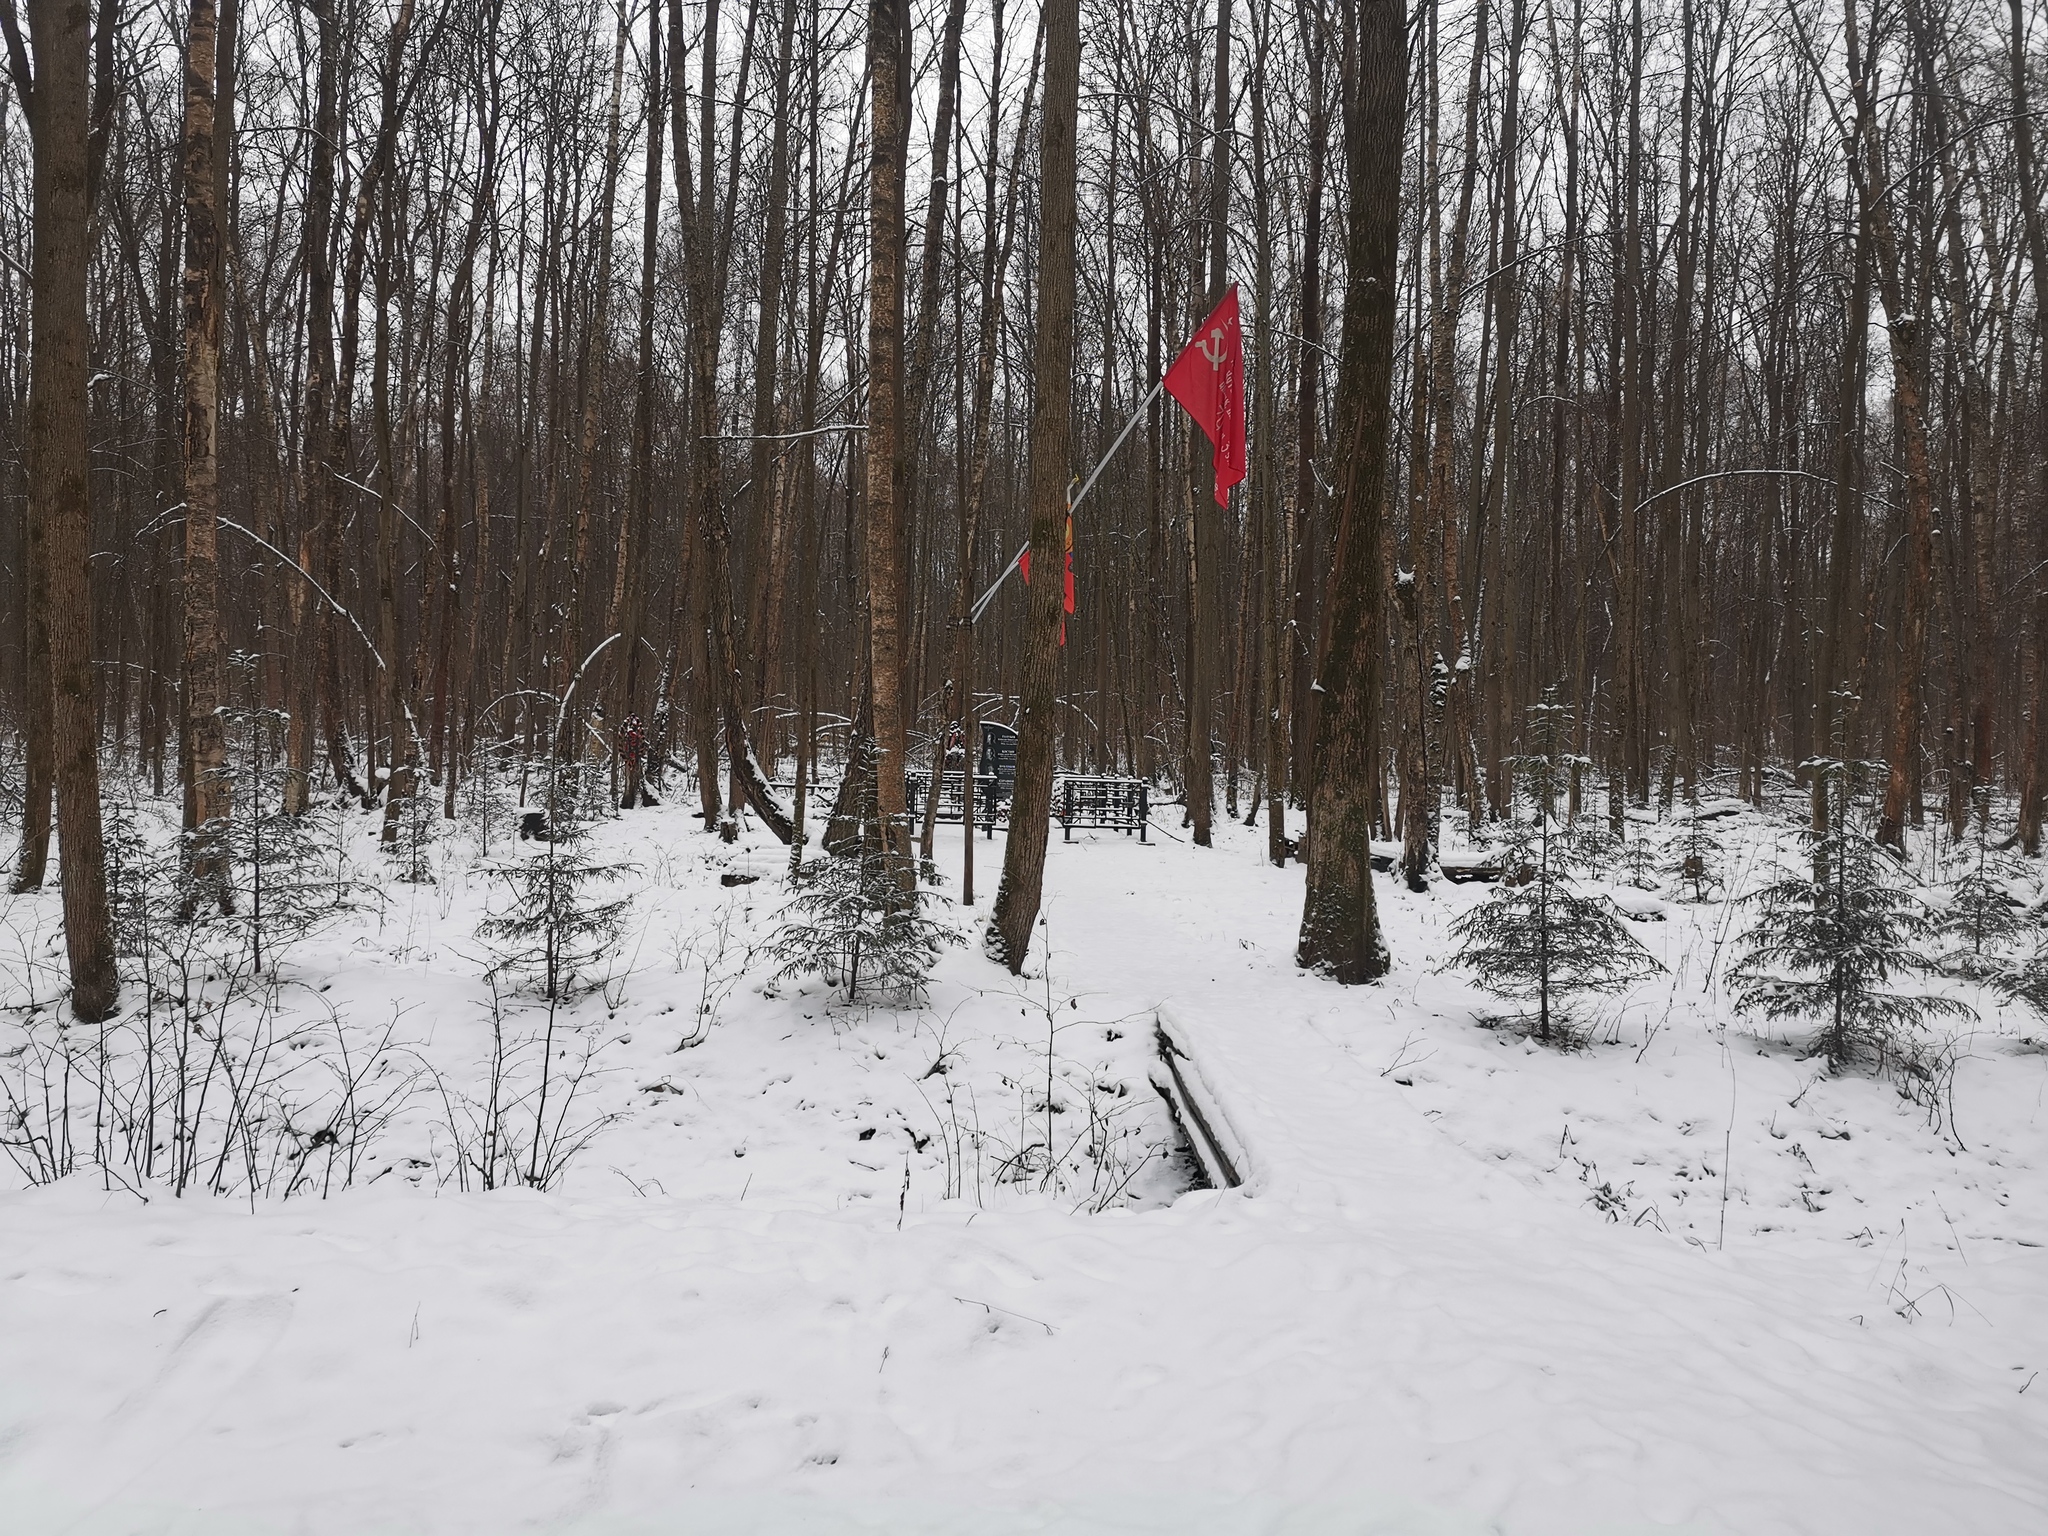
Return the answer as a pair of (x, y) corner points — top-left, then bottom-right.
(920, 983), (1176, 1212)
(1991, 943), (2048, 1024)
(425, 979), (616, 1192)
(0, 966), (417, 1199)
(985, 1067), (1167, 1212)
(1008, 988), (1171, 1212)
(667, 899), (756, 1048)
(766, 845), (957, 1004)
(1731, 760), (1973, 1078)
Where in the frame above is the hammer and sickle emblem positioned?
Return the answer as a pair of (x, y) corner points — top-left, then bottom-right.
(1197, 326), (1226, 369)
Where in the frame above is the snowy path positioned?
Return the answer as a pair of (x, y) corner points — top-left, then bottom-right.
(4, 817), (2046, 1533)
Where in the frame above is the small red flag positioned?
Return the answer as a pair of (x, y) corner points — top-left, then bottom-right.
(1018, 513), (1076, 644)
(1164, 284), (1247, 506)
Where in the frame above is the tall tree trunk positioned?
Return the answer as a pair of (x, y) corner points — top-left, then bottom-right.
(2010, 0), (2048, 855)
(283, 0), (339, 816)
(618, 0), (664, 811)
(911, 0), (966, 870)
(1251, 12), (1286, 866)
(862, 0), (912, 881)
(988, 0), (1079, 970)
(180, 0), (233, 913)
(1816, 203), (1870, 850)
(1292, 22), (1325, 826)
(1297, 0), (1405, 982)
(561, 13), (628, 697)
(1839, 0), (1935, 854)
(671, 0), (789, 842)
(1421, 0), (1487, 836)
(1617, 0), (1647, 807)
(2, 0), (119, 1013)
(5, 0), (52, 889)
(1184, 0), (1232, 849)
(955, 0), (1038, 903)
(430, 20), (502, 817)
(1908, 0), (1991, 841)
(744, 0), (802, 734)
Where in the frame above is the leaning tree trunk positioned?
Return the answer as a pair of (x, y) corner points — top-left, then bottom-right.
(1296, 0), (1406, 983)
(987, 0), (1079, 971)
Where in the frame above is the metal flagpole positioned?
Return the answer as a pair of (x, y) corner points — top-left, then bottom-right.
(968, 375), (1167, 626)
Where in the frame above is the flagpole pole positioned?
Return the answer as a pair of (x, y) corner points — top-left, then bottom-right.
(1069, 375), (1165, 517)
(969, 375), (1167, 626)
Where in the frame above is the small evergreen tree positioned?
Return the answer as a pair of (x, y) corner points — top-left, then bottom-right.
(101, 793), (163, 958)
(457, 733), (524, 857)
(767, 843), (958, 1004)
(479, 795), (634, 1000)
(1565, 816), (1619, 880)
(1731, 761), (1973, 1072)
(1937, 788), (2025, 974)
(1616, 827), (1659, 891)
(225, 709), (358, 973)
(387, 778), (439, 884)
(1450, 693), (1660, 1042)
(1663, 809), (1726, 902)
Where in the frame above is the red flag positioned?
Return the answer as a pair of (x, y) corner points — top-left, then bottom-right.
(1018, 513), (1076, 644)
(1164, 284), (1247, 506)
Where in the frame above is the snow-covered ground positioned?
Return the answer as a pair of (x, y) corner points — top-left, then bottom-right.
(4, 785), (2046, 1533)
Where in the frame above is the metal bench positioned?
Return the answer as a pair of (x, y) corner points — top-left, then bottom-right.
(1058, 775), (1149, 841)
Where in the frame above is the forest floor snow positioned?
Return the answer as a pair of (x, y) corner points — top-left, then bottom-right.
(3, 791), (2046, 1533)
